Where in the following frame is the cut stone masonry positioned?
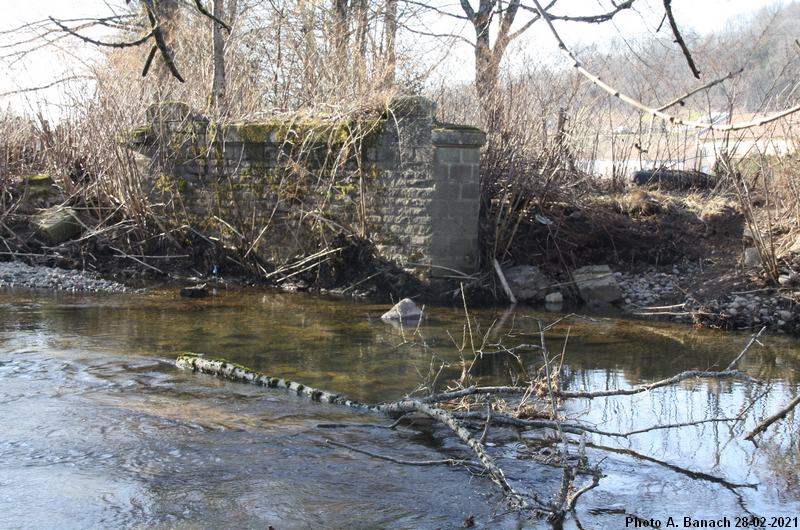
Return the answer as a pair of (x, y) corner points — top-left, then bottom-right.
(129, 97), (485, 278)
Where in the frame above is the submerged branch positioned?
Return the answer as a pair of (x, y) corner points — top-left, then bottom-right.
(745, 394), (800, 443)
(176, 353), (536, 511)
(555, 369), (758, 399)
(584, 442), (758, 490)
(324, 439), (480, 470)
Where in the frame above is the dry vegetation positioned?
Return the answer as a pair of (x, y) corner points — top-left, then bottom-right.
(0, 0), (799, 302)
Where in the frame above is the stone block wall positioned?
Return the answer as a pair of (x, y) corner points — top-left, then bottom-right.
(129, 97), (485, 277)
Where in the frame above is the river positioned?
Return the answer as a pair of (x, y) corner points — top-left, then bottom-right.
(1, 287), (798, 528)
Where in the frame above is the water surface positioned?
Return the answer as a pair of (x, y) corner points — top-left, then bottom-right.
(1, 287), (798, 528)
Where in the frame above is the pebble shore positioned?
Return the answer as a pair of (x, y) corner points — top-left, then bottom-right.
(0, 261), (128, 293)
(616, 266), (798, 333)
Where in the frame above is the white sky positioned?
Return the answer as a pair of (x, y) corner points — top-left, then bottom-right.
(0, 0), (791, 115)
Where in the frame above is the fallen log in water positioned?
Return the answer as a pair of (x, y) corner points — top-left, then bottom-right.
(176, 352), (375, 411)
(174, 324), (779, 521)
(175, 352), (539, 511)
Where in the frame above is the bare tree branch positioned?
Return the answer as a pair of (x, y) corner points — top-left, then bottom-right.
(529, 0), (800, 131)
(49, 17), (153, 48)
(555, 369), (758, 399)
(745, 394), (800, 442)
(141, 0), (185, 82)
(193, 0), (232, 32)
(656, 68), (744, 111)
(141, 44), (158, 77)
(662, 0), (700, 78)
(325, 439), (481, 469)
(0, 75), (92, 98)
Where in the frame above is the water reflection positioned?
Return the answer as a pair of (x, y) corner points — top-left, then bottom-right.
(0, 287), (798, 528)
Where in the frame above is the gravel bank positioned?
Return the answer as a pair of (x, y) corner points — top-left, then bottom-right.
(0, 261), (128, 293)
(616, 266), (798, 333)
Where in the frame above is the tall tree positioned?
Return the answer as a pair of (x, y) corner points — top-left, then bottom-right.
(454, 0), (635, 128)
(383, 0), (398, 87)
(211, 0), (227, 113)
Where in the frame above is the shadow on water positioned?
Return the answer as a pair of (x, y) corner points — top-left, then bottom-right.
(0, 287), (798, 528)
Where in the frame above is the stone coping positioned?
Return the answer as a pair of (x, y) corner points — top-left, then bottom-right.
(431, 127), (486, 147)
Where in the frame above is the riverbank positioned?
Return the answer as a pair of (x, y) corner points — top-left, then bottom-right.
(493, 188), (800, 335)
(0, 261), (128, 293)
(616, 265), (799, 334)
(2, 179), (798, 335)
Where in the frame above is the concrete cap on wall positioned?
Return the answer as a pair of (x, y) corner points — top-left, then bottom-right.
(431, 125), (487, 147)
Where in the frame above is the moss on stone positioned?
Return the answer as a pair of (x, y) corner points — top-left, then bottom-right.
(232, 115), (385, 150)
(155, 174), (188, 193)
(25, 173), (53, 184)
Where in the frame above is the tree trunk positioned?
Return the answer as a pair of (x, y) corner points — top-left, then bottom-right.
(474, 21), (500, 129)
(353, 0), (369, 89)
(211, 0), (226, 113)
(297, 0), (317, 98)
(333, 0), (350, 73)
(383, 0), (397, 87)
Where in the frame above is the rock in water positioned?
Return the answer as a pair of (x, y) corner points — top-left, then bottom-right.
(180, 284), (209, 298)
(545, 292), (563, 304)
(502, 265), (552, 302)
(381, 298), (423, 322)
(572, 265), (623, 304)
(30, 207), (81, 244)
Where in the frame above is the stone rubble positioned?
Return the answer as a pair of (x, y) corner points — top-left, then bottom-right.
(616, 267), (687, 308)
(0, 261), (128, 293)
(502, 265), (552, 302)
(615, 263), (798, 333)
(572, 265), (623, 304)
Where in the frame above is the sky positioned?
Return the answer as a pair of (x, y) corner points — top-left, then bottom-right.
(0, 0), (791, 116)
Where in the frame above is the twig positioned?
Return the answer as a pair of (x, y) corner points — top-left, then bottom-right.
(50, 17), (153, 48)
(638, 303), (687, 310)
(109, 245), (165, 274)
(479, 404), (492, 445)
(567, 467), (601, 511)
(662, 0), (700, 78)
(419, 385), (522, 403)
(192, 0), (232, 32)
(341, 271), (381, 293)
(325, 439), (480, 469)
(655, 69), (744, 111)
(263, 247), (343, 279)
(745, 394), (800, 442)
(725, 326), (765, 371)
(493, 258), (517, 304)
(407, 262), (476, 278)
(621, 417), (740, 437)
(275, 256), (332, 283)
(555, 369), (758, 399)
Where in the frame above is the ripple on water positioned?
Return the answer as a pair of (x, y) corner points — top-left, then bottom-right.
(0, 289), (798, 528)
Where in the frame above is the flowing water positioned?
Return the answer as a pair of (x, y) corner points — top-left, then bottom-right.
(1, 287), (798, 529)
